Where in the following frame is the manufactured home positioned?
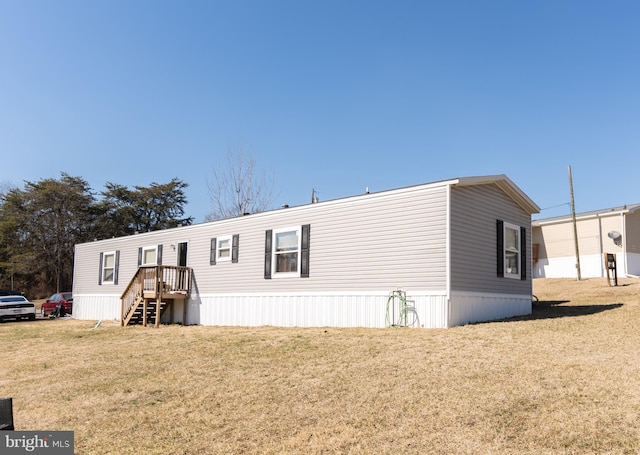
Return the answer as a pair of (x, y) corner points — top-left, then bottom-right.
(532, 203), (640, 279)
(72, 175), (540, 328)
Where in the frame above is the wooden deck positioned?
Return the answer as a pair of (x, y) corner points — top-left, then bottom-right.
(121, 265), (192, 327)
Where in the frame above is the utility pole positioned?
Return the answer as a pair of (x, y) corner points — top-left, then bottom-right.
(568, 165), (581, 281)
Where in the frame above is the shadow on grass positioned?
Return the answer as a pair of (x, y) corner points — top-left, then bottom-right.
(533, 299), (570, 306)
(506, 301), (624, 322)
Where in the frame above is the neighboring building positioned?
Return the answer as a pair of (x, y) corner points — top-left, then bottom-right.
(72, 175), (540, 329)
(532, 204), (640, 279)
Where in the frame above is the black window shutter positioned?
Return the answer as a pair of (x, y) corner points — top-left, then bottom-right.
(496, 220), (504, 277)
(157, 244), (163, 265)
(300, 224), (310, 278)
(98, 252), (104, 285)
(232, 234), (239, 263)
(210, 238), (217, 265)
(114, 250), (120, 285)
(264, 230), (272, 279)
(520, 226), (527, 281)
(137, 247), (142, 267)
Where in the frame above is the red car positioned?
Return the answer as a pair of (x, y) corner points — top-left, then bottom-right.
(41, 292), (73, 317)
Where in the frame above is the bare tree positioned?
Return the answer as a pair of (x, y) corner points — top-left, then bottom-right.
(206, 146), (277, 220)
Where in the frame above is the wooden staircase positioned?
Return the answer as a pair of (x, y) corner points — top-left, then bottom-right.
(121, 265), (191, 327)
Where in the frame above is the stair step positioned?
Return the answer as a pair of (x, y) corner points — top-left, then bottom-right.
(124, 301), (168, 326)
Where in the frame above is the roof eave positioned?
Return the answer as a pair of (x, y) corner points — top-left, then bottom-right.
(453, 175), (540, 215)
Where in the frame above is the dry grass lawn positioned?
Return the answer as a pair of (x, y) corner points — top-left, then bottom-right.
(1, 278), (639, 454)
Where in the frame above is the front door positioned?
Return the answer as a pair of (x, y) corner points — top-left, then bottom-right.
(177, 242), (188, 290)
(177, 242), (188, 267)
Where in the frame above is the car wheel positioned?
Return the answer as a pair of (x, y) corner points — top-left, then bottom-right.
(28, 314), (36, 321)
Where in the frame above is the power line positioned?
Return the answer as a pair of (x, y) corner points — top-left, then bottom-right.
(539, 202), (571, 211)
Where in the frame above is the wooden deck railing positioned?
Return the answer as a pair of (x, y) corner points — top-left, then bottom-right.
(120, 266), (192, 326)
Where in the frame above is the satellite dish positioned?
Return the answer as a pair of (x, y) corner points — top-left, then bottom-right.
(608, 231), (622, 246)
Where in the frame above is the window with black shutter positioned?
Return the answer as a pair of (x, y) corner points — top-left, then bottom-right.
(265, 225), (310, 278)
(497, 219), (525, 280)
(496, 220), (504, 277)
(210, 238), (217, 265)
(264, 230), (272, 279)
(100, 251), (117, 284)
(211, 235), (239, 265)
(232, 234), (240, 263)
(520, 226), (527, 281)
(98, 252), (104, 285)
(301, 224), (310, 278)
(139, 245), (159, 266)
(114, 250), (120, 285)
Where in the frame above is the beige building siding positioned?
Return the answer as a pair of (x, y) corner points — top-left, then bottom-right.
(533, 222), (575, 259)
(625, 212), (640, 276)
(532, 205), (640, 278)
(532, 213), (625, 278)
(626, 211), (640, 255)
(449, 183), (532, 295)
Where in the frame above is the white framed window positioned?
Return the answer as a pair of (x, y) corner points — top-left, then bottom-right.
(102, 251), (116, 284)
(503, 222), (521, 279)
(210, 235), (239, 265)
(217, 236), (232, 262)
(273, 227), (301, 277)
(141, 245), (158, 266)
(264, 225), (309, 279)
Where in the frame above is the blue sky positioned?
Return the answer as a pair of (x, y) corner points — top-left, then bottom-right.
(1, 0), (639, 222)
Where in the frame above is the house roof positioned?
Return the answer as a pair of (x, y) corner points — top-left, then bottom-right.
(289, 174), (540, 215)
(85, 174), (540, 245)
(452, 174), (540, 215)
(532, 203), (640, 226)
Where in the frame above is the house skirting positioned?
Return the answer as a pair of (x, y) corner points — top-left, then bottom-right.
(73, 290), (532, 328)
(73, 294), (121, 321)
(448, 291), (532, 327)
(178, 291), (450, 328)
(73, 291), (447, 328)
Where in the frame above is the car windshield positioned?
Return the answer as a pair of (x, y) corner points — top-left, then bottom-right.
(62, 293), (72, 300)
(0, 296), (27, 303)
